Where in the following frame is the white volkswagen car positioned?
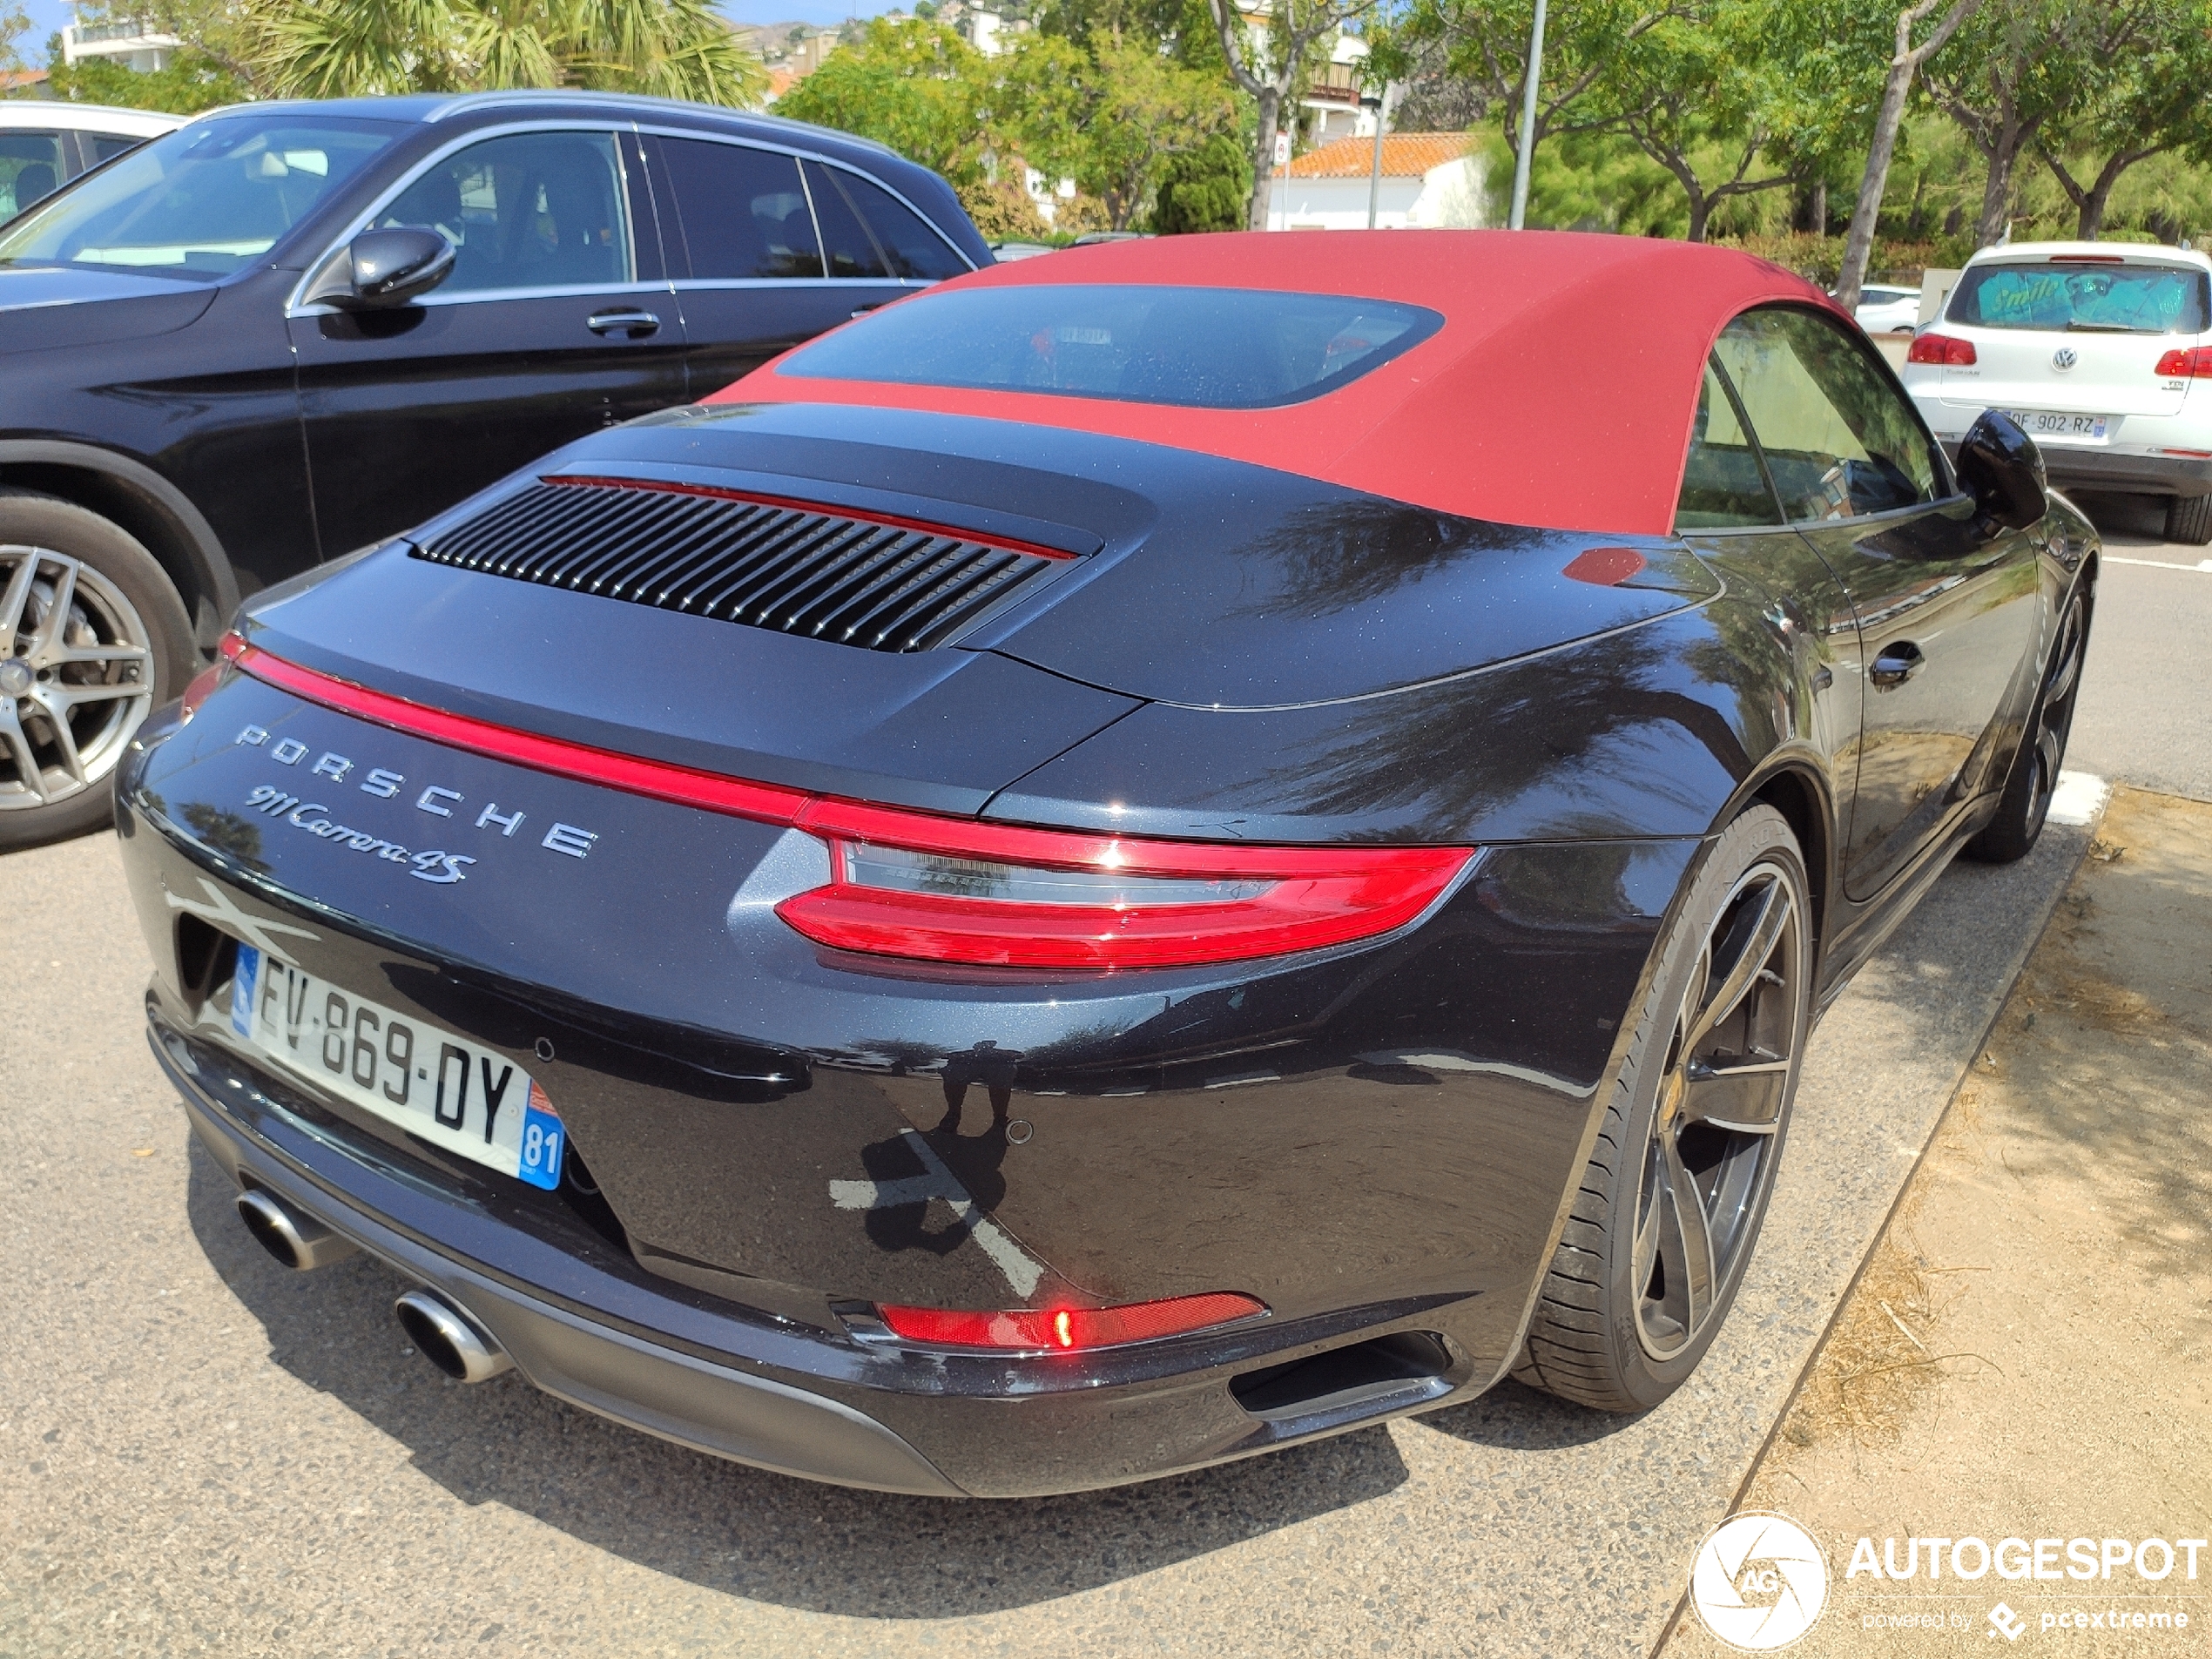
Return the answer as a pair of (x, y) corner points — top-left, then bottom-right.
(1900, 241), (2212, 543)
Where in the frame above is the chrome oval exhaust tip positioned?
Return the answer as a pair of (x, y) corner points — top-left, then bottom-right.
(394, 1290), (512, 1384)
(236, 1187), (359, 1271)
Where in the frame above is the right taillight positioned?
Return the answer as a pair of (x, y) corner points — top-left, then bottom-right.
(1907, 333), (1977, 367)
(2154, 347), (2212, 378)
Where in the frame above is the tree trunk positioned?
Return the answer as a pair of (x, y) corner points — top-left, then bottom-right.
(1837, 0), (1982, 313)
(1811, 181), (1827, 234)
(1247, 86), (1281, 232)
(1974, 127), (2017, 248)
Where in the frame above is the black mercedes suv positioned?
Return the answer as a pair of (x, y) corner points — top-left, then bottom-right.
(0, 91), (988, 847)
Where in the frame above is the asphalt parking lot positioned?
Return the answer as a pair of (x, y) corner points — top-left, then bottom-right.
(3, 497), (2207, 1657)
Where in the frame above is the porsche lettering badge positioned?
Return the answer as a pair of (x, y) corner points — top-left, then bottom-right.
(235, 723), (598, 883)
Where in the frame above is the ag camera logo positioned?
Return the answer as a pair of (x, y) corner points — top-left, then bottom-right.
(1690, 1512), (1831, 1651)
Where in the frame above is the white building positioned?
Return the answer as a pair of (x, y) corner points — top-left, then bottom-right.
(60, 18), (183, 73)
(1265, 132), (1486, 231)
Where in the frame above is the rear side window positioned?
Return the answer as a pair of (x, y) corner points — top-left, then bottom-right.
(375, 130), (632, 293)
(655, 137), (822, 280)
(0, 132), (64, 219)
(1949, 261), (2209, 334)
(1676, 361), (1782, 529)
(1716, 308), (1941, 522)
(802, 160), (887, 280)
(833, 171), (967, 280)
(85, 133), (147, 165)
(781, 282), (1444, 409)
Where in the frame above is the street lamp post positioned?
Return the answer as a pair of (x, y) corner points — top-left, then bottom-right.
(1361, 92), (1385, 229)
(1507, 0), (1548, 230)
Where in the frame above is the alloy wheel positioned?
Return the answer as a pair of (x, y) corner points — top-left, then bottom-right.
(1631, 860), (1804, 1361)
(0, 544), (157, 812)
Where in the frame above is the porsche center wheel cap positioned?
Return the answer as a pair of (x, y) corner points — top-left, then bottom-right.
(0, 658), (32, 698)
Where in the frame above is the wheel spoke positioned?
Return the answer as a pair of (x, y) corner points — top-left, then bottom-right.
(2037, 720), (2063, 786)
(1682, 1058), (1790, 1133)
(21, 556), (78, 661)
(0, 554), (39, 647)
(44, 678), (146, 709)
(1684, 878), (1789, 1053)
(1657, 1134), (1716, 1338)
(0, 699), (48, 801)
(46, 642), (151, 672)
(30, 689), (85, 786)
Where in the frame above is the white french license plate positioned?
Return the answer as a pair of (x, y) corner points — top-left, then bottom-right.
(230, 945), (564, 1190)
(2005, 408), (2110, 441)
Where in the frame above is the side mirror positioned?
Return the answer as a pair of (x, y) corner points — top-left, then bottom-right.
(307, 226), (455, 311)
(1956, 409), (2047, 531)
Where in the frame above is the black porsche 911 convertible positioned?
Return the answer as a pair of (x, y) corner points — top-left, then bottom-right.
(113, 231), (2094, 1498)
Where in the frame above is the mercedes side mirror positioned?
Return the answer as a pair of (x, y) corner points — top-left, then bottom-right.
(307, 226), (455, 311)
(1956, 409), (2047, 531)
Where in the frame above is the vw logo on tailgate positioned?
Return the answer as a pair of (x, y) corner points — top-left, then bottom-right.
(2052, 347), (2078, 370)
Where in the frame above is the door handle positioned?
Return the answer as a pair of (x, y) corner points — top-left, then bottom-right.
(1870, 643), (1925, 689)
(587, 308), (659, 338)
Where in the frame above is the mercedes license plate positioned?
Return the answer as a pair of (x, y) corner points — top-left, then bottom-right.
(230, 945), (564, 1190)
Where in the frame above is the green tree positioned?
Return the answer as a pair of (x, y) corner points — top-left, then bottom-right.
(47, 48), (250, 113)
(1205, 0), (1375, 231)
(1153, 130), (1251, 231)
(776, 17), (992, 186)
(2035, 0), (2212, 239)
(245, 0), (767, 104)
(1, 3), (30, 78)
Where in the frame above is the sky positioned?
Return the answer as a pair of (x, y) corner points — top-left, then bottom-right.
(10, 2), (904, 64)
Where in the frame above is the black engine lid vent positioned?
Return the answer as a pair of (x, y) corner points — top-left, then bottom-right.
(410, 475), (1072, 652)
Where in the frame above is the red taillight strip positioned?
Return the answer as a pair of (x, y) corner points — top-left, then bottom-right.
(876, 1293), (1268, 1352)
(221, 635), (1474, 969)
(2154, 347), (2212, 380)
(541, 474), (1080, 561)
(223, 636), (811, 826)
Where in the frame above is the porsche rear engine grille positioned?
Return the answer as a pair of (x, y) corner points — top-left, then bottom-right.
(410, 476), (1068, 652)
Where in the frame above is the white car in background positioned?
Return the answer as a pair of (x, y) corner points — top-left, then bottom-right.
(1852, 283), (1920, 333)
(1901, 240), (2212, 543)
(0, 102), (180, 220)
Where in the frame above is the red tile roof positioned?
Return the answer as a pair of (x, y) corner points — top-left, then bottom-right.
(1289, 132), (1472, 180)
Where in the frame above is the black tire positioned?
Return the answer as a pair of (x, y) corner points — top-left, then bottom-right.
(1964, 586), (2087, 865)
(2166, 493), (2212, 546)
(1514, 805), (1812, 1413)
(0, 489), (195, 852)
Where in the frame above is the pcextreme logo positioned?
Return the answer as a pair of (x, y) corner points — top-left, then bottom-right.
(1689, 1512), (1831, 1651)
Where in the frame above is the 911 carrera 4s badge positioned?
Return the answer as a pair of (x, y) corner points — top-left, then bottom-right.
(233, 723), (598, 883)
(232, 943), (564, 1190)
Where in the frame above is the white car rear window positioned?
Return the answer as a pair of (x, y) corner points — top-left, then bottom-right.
(1950, 261), (2209, 334)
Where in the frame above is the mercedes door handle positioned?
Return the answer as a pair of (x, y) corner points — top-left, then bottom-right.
(1870, 643), (1926, 689)
(587, 308), (660, 338)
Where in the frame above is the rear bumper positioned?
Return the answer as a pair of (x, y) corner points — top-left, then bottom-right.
(1940, 440), (2212, 499)
(152, 1010), (1487, 1498)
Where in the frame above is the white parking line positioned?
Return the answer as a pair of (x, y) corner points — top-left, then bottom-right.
(2103, 555), (2212, 571)
(2047, 770), (2109, 828)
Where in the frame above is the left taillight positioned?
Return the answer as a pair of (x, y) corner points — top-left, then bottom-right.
(177, 632), (246, 721)
(776, 799), (1474, 970)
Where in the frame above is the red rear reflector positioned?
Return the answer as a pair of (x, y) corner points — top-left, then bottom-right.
(876, 1292), (1267, 1351)
(221, 635), (1474, 971)
(1906, 333), (1977, 367)
(2155, 347), (2212, 379)
(178, 661), (224, 721)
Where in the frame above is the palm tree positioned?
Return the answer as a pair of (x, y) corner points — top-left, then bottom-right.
(248, 0), (768, 106)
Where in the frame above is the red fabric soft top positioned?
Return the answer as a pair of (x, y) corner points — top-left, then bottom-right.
(711, 230), (1842, 538)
